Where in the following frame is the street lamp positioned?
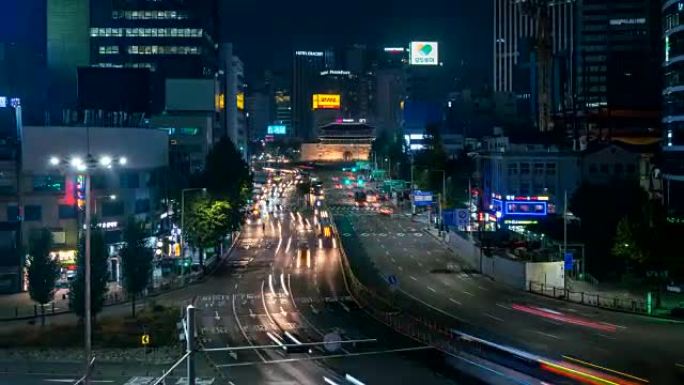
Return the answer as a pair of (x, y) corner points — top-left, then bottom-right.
(180, 187), (207, 275)
(49, 153), (127, 385)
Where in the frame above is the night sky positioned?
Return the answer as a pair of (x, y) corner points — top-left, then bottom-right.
(2, 0), (492, 89)
(220, 0), (492, 87)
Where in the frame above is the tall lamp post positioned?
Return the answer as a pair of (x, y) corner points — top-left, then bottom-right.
(50, 154), (127, 385)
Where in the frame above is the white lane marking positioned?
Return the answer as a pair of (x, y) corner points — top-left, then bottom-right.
(427, 286), (437, 293)
(426, 250), (432, 255)
(285, 236), (292, 252)
(417, 262), (423, 267)
(268, 274), (276, 296)
(484, 313), (504, 322)
(46, 380), (114, 384)
(324, 377), (341, 385)
(410, 276), (418, 281)
(345, 374), (366, 385)
(540, 318), (563, 326)
(340, 302), (351, 312)
(280, 273), (289, 296)
(390, 257), (396, 263)
(477, 285), (488, 291)
(449, 298), (462, 305)
(596, 333), (617, 340)
(462, 290), (474, 296)
(496, 303), (510, 310)
(386, 250), (390, 255)
(403, 247), (408, 251)
(535, 331), (561, 340)
(310, 304), (319, 314)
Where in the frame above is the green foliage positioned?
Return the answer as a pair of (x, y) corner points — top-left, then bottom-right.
(120, 218), (153, 317)
(185, 197), (232, 264)
(570, 182), (649, 278)
(70, 227), (110, 319)
(27, 228), (59, 325)
(612, 216), (649, 265)
(202, 136), (253, 217)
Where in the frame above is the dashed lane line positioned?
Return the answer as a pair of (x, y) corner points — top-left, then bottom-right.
(484, 313), (504, 322)
(449, 298), (462, 305)
(427, 286), (437, 293)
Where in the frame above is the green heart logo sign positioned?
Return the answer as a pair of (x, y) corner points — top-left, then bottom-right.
(419, 44), (433, 56)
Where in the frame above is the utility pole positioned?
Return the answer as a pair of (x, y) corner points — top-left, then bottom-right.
(186, 305), (196, 385)
(84, 173), (92, 385)
(563, 190), (568, 290)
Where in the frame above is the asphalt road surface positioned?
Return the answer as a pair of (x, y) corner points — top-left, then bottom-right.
(195, 177), (469, 385)
(326, 170), (684, 385)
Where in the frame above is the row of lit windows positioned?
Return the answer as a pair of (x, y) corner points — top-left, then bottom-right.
(91, 27), (203, 38)
(112, 10), (188, 20)
(128, 45), (201, 55)
(99, 46), (119, 55)
(94, 62), (156, 70)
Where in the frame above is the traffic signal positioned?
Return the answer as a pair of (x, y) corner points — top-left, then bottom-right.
(351, 167), (357, 172)
(357, 179), (364, 187)
(344, 178), (351, 185)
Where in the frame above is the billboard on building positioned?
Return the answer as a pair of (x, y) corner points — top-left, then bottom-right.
(267, 125), (287, 135)
(409, 42), (439, 66)
(312, 94), (341, 110)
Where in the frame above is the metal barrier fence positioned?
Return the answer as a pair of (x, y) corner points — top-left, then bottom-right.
(527, 281), (648, 314)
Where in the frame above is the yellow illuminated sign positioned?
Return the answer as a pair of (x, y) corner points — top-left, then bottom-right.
(323, 227), (331, 238)
(237, 92), (245, 111)
(215, 93), (225, 111)
(312, 94), (341, 110)
(141, 334), (150, 346)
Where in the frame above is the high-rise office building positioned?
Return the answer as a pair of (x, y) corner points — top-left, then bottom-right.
(576, 0), (661, 138)
(493, 0), (575, 94)
(293, 49), (332, 140)
(219, 43), (247, 157)
(88, 0), (218, 112)
(663, 0), (684, 221)
(493, 0), (575, 131)
(47, 0), (90, 119)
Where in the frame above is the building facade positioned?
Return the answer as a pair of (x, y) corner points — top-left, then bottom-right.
(88, 0), (218, 113)
(576, 0), (661, 138)
(47, 0), (90, 118)
(663, 0), (684, 221)
(293, 50), (330, 140)
(493, 0), (575, 92)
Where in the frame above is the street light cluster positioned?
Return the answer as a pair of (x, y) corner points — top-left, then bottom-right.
(47, 152), (128, 385)
(49, 154), (127, 171)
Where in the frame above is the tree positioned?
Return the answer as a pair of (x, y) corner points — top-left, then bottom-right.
(612, 216), (649, 266)
(120, 218), (153, 317)
(570, 182), (648, 278)
(184, 197), (232, 268)
(27, 228), (59, 326)
(70, 227), (110, 320)
(202, 136), (253, 213)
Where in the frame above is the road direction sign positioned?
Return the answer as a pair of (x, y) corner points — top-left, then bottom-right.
(324, 331), (342, 352)
(564, 252), (574, 271)
(387, 274), (399, 291)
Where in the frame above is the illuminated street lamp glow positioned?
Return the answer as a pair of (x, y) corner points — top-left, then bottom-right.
(49, 156), (60, 166)
(119, 157), (127, 166)
(99, 156), (112, 167)
(70, 157), (83, 169)
(109, 194), (117, 200)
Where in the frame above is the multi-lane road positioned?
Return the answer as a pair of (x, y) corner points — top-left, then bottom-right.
(325, 170), (684, 385)
(196, 176), (467, 385)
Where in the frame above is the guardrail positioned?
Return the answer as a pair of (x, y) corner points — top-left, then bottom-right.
(528, 281), (648, 314)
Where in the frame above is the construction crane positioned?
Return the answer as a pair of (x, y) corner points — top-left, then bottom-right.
(517, 0), (553, 133)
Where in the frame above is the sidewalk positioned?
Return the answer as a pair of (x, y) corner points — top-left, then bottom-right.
(0, 283), (125, 320)
(0, 232), (241, 323)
